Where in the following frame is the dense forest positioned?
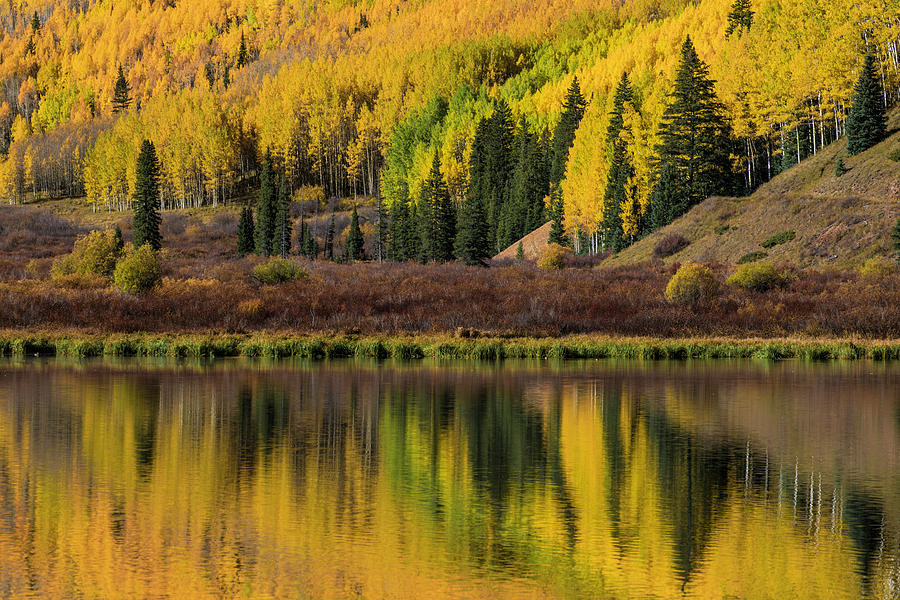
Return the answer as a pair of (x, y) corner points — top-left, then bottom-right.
(0, 0), (898, 260)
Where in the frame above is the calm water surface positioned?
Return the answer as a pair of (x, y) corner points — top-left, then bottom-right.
(0, 358), (898, 599)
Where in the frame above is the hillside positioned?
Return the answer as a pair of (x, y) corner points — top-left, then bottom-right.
(608, 111), (900, 269)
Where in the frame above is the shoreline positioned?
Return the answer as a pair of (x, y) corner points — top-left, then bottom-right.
(2, 332), (900, 361)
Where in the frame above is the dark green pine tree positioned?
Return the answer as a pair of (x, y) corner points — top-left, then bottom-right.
(297, 217), (318, 259)
(601, 73), (635, 252)
(389, 198), (419, 262)
(846, 53), (887, 156)
(325, 210), (336, 260)
(346, 205), (365, 262)
(502, 117), (548, 249)
(374, 195), (388, 262)
(24, 36), (35, 56)
(31, 11), (40, 32)
(655, 36), (734, 223)
(254, 156), (277, 256)
(237, 205), (255, 256)
(550, 76), (587, 186)
(275, 172), (292, 258)
(547, 187), (567, 246)
(485, 100), (515, 248)
(725, 0), (753, 38)
(113, 225), (125, 253)
(237, 31), (249, 68)
(112, 66), (131, 114)
(132, 140), (162, 250)
(455, 194), (492, 266)
(422, 154), (456, 262)
(646, 162), (679, 233)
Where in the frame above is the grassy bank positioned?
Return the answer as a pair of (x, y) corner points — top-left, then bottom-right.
(3, 332), (900, 361)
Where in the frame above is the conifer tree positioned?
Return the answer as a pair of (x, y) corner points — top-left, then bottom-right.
(275, 173), (292, 258)
(602, 73), (636, 252)
(725, 0), (753, 38)
(516, 241), (525, 261)
(237, 31), (249, 68)
(550, 76), (587, 186)
(655, 36), (734, 222)
(255, 156), (277, 256)
(374, 195), (388, 262)
(237, 205), (255, 256)
(547, 187), (567, 246)
(325, 211), (336, 260)
(31, 11), (40, 33)
(647, 162), (679, 233)
(389, 199), (420, 262)
(24, 36), (35, 56)
(455, 195), (492, 266)
(113, 225), (124, 253)
(346, 205), (365, 262)
(893, 217), (900, 262)
(846, 53), (887, 156)
(132, 140), (161, 250)
(417, 154), (456, 262)
(112, 66), (131, 114)
(503, 117), (547, 249)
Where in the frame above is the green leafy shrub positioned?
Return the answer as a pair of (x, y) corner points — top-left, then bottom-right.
(114, 244), (162, 294)
(726, 262), (786, 292)
(858, 256), (896, 279)
(714, 225), (731, 235)
(537, 243), (572, 270)
(665, 263), (720, 305)
(761, 230), (796, 248)
(51, 230), (120, 279)
(653, 233), (690, 259)
(738, 251), (769, 264)
(888, 147), (900, 162)
(252, 258), (308, 284)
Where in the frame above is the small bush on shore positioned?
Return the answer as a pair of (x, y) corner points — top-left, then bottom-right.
(114, 244), (162, 294)
(537, 243), (572, 270)
(51, 230), (120, 279)
(761, 230), (796, 248)
(665, 263), (720, 304)
(653, 233), (690, 259)
(727, 262), (786, 292)
(252, 258), (308, 284)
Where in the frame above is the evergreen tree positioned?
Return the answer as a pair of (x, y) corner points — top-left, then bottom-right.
(655, 36), (734, 222)
(112, 66), (131, 114)
(503, 117), (547, 249)
(255, 156), (277, 256)
(24, 36), (35, 56)
(237, 31), (249, 68)
(389, 198), (420, 262)
(325, 210), (336, 260)
(647, 162), (679, 232)
(893, 217), (900, 262)
(346, 205), (365, 262)
(374, 195), (388, 261)
(418, 153), (456, 262)
(113, 225), (124, 253)
(547, 187), (567, 246)
(31, 11), (40, 32)
(835, 156), (847, 177)
(602, 73), (636, 252)
(550, 76), (587, 186)
(725, 0), (753, 38)
(516, 241), (525, 261)
(132, 140), (161, 250)
(237, 205), (255, 256)
(297, 217), (318, 259)
(846, 53), (887, 156)
(455, 195), (492, 266)
(275, 173), (292, 258)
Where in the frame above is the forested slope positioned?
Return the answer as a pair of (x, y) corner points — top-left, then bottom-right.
(0, 0), (898, 264)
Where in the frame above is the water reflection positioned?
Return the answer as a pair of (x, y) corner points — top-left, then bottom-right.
(0, 359), (898, 599)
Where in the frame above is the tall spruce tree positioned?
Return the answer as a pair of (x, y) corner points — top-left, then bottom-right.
(132, 140), (161, 250)
(547, 187), (567, 246)
(418, 153), (455, 263)
(237, 205), (255, 256)
(30, 11), (40, 32)
(502, 117), (548, 249)
(725, 0), (753, 38)
(325, 210), (336, 260)
(254, 156), (277, 256)
(550, 76), (587, 186)
(647, 162), (679, 233)
(602, 73), (636, 252)
(112, 66), (131, 114)
(389, 198), (419, 261)
(846, 53), (887, 156)
(655, 36), (734, 223)
(237, 31), (249, 68)
(275, 173), (292, 258)
(455, 195), (492, 266)
(346, 205), (365, 262)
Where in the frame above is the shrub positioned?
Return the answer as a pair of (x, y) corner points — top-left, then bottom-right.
(738, 251), (769, 264)
(858, 256), (896, 279)
(714, 225), (731, 235)
(888, 147), (900, 162)
(252, 258), (308, 284)
(51, 230), (120, 279)
(653, 233), (690, 259)
(761, 230), (796, 248)
(727, 262), (786, 292)
(114, 244), (162, 294)
(537, 243), (572, 270)
(665, 263), (720, 304)
(835, 156), (847, 177)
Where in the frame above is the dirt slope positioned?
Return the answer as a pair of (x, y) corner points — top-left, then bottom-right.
(495, 221), (552, 260)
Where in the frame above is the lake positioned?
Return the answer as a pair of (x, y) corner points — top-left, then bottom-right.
(0, 358), (898, 599)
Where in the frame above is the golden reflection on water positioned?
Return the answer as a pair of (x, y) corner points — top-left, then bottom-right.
(0, 359), (898, 599)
